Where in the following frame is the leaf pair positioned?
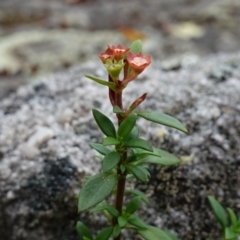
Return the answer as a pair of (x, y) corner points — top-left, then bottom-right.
(93, 109), (188, 140)
(208, 196), (240, 240)
(76, 221), (177, 240)
(77, 222), (113, 240)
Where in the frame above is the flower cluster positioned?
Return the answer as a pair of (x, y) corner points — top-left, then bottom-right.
(98, 44), (151, 84)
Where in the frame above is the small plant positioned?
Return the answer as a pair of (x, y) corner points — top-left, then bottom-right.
(76, 40), (187, 240)
(208, 196), (240, 240)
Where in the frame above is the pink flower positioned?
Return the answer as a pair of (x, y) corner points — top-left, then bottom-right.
(127, 52), (151, 74)
(110, 44), (129, 61)
(98, 46), (114, 63)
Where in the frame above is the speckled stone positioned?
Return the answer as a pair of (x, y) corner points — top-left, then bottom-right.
(0, 52), (240, 240)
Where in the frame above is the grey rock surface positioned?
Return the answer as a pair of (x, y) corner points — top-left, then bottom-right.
(0, 52), (240, 239)
(1, 0), (240, 101)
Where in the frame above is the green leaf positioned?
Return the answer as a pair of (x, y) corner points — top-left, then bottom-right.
(126, 155), (137, 163)
(103, 137), (120, 146)
(137, 225), (172, 240)
(95, 227), (113, 240)
(126, 189), (149, 204)
(124, 138), (153, 152)
(125, 196), (142, 215)
(86, 75), (116, 90)
(233, 226), (240, 233)
(126, 126), (139, 141)
(92, 109), (116, 137)
(105, 205), (120, 218)
(224, 227), (238, 240)
(129, 39), (142, 54)
(234, 218), (240, 232)
(78, 172), (117, 212)
(90, 204), (119, 218)
(89, 143), (111, 156)
(120, 164), (126, 174)
(128, 215), (147, 229)
(136, 148), (180, 166)
(118, 216), (128, 228)
(140, 166), (151, 178)
(127, 165), (149, 182)
(137, 111), (188, 133)
(89, 205), (106, 213)
(118, 114), (137, 140)
(112, 224), (121, 239)
(113, 105), (124, 114)
(76, 221), (93, 240)
(163, 230), (179, 240)
(227, 208), (238, 229)
(103, 152), (121, 172)
(208, 196), (228, 229)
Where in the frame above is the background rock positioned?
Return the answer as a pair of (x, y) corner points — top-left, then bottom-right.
(0, 0), (240, 99)
(0, 51), (240, 239)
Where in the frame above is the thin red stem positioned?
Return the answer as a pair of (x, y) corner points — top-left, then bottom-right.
(113, 86), (127, 240)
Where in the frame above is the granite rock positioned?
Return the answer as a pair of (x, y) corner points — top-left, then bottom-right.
(0, 52), (240, 239)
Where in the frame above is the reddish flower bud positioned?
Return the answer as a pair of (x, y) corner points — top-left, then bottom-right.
(126, 93), (147, 115)
(98, 46), (114, 63)
(127, 52), (151, 74)
(110, 44), (129, 61)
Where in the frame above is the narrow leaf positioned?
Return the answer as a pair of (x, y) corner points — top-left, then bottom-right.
(90, 204), (118, 219)
(227, 208), (238, 229)
(138, 226), (172, 240)
(126, 155), (137, 163)
(86, 75), (116, 89)
(163, 230), (180, 240)
(120, 164), (126, 174)
(105, 205), (119, 218)
(89, 143), (111, 156)
(112, 225), (121, 239)
(128, 215), (147, 229)
(126, 126), (139, 141)
(129, 39), (142, 54)
(89, 205), (106, 213)
(208, 196), (228, 229)
(92, 109), (116, 137)
(76, 221), (93, 240)
(224, 227), (238, 240)
(140, 166), (151, 178)
(118, 216), (128, 228)
(78, 172), (117, 212)
(125, 196), (142, 215)
(95, 227), (113, 240)
(136, 148), (180, 166)
(103, 152), (121, 172)
(126, 189), (149, 204)
(137, 111), (188, 133)
(118, 114), (137, 140)
(113, 105), (124, 114)
(127, 165), (149, 182)
(103, 137), (120, 146)
(124, 138), (153, 152)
